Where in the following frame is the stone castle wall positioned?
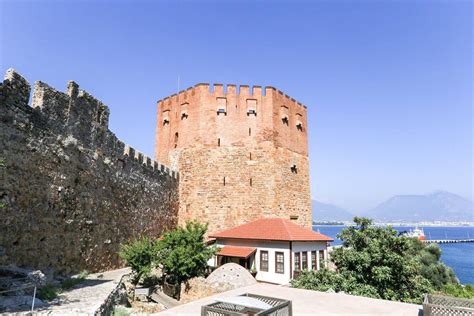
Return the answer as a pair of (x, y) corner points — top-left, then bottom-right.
(0, 69), (179, 274)
(154, 83), (311, 234)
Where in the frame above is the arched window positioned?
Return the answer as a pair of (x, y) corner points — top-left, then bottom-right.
(174, 132), (179, 148)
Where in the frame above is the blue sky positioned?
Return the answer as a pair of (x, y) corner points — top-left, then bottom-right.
(1, 0), (472, 212)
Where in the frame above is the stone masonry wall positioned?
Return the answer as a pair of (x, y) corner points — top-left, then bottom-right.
(0, 69), (179, 274)
(155, 83), (311, 234)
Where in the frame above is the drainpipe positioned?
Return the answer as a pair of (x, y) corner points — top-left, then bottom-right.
(289, 241), (293, 280)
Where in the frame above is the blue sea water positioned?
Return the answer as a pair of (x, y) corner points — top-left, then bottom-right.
(313, 225), (474, 284)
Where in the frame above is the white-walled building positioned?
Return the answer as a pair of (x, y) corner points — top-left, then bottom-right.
(208, 218), (333, 285)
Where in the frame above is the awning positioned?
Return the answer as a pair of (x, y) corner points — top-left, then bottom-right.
(217, 246), (256, 258)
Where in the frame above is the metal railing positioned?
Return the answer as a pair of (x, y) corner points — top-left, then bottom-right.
(201, 293), (292, 316)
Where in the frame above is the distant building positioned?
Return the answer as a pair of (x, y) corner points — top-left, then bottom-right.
(154, 83), (312, 234)
(208, 218), (333, 285)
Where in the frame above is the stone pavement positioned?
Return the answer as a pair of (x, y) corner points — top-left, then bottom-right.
(36, 267), (130, 315)
(156, 283), (423, 316)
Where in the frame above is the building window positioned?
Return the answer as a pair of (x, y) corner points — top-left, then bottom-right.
(249, 152), (252, 160)
(223, 176), (226, 186)
(311, 251), (316, 270)
(249, 128), (251, 136)
(250, 178), (252, 186)
(275, 252), (284, 274)
(294, 252), (300, 272)
(301, 252), (307, 270)
(319, 250), (325, 268)
(260, 250), (268, 272)
(218, 138), (221, 147)
(174, 132), (179, 148)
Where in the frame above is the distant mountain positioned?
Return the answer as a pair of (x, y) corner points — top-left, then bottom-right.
(365, 191), (473, 222)
(312, 200), (354, 222)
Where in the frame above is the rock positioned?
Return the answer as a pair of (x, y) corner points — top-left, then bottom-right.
(28, 270), (47, 286)
(0, 295), (47, 312)
(206, 263), (257, 289)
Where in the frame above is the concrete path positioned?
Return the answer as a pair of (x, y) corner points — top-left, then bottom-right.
(36, 267), (130, 315)
(156, 283), (422, 316)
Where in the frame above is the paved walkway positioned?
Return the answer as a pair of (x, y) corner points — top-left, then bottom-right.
(156, 283), (422, 316)
(37, 268), (130, 315)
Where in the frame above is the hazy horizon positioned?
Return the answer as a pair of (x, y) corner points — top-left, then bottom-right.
(1, 0), (472, 211)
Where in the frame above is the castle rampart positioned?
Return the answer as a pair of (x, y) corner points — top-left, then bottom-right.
(0, 69), (179, 274)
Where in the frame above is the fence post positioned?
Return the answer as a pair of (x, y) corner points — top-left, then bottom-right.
(31, 285), (37, 312)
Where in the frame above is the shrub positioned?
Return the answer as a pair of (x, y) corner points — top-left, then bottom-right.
(156, 221), (217, 286)
(292, 217), (445, 304)
(119, 236), (158, 283)
(442, 283), (474, 299)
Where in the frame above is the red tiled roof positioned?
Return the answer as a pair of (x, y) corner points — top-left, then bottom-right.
(217, 246), (257, 258)
(209, 218), (334, 242)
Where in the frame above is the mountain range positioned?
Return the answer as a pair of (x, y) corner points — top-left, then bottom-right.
(312, 191), (473, 222)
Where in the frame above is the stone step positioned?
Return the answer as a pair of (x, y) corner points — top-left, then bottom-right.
(150, 291), (180, 309)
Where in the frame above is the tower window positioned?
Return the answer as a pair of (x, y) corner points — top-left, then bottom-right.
(217, 97), (227, 115)
(223, 177), (226, 186)
(246, 99), (257, 116)
(250, 178), (252, 186)
(249, 152), (252, 160)
(291, 164), (298, 174)
(218, 138), (221, 147)
(249, 128), (251, 136)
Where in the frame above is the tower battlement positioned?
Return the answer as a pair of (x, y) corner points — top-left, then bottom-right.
(155, 83), (308, 166)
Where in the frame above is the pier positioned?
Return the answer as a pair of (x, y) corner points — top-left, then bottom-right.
(423, 239), (474, 244)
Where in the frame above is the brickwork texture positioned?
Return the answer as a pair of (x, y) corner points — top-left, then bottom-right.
(154, 83), (311, 234)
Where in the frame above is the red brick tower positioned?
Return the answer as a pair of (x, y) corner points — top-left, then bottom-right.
(154, 84), (311, 233)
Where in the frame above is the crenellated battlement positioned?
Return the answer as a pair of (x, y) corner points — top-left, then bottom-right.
(1, 68), (180, 273)
(157, 83), (307, 109)
(1, 68), (177, 179)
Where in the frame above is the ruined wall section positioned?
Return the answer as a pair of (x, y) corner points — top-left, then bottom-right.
(0, 69), (179, 274)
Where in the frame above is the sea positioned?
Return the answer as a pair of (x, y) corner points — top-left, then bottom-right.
(313, 225), (474, 285)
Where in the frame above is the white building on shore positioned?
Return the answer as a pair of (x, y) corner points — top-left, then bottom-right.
(208, 218), (333, 285)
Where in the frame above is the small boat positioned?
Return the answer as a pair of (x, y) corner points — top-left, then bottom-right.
(402, 226), (426, 240)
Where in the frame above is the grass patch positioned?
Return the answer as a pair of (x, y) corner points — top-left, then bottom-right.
(37, 284), (59, 301)
(112, 306), (131, 316)
(441, 283), (474, 299)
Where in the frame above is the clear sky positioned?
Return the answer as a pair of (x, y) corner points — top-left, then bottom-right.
(1, 0), (472, 212)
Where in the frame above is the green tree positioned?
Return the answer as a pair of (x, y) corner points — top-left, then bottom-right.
(119, 236), (158, 284)
(406, 238), (458, 290)
(292, 217), (446, 304)
(156, 221), (216, 286)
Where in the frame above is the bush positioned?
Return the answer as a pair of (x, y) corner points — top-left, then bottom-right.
(442, 283), (474, 299)
(119, 236), (158, 283)
(156, 221), (217, 286)
(292, 217), (455, 304)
